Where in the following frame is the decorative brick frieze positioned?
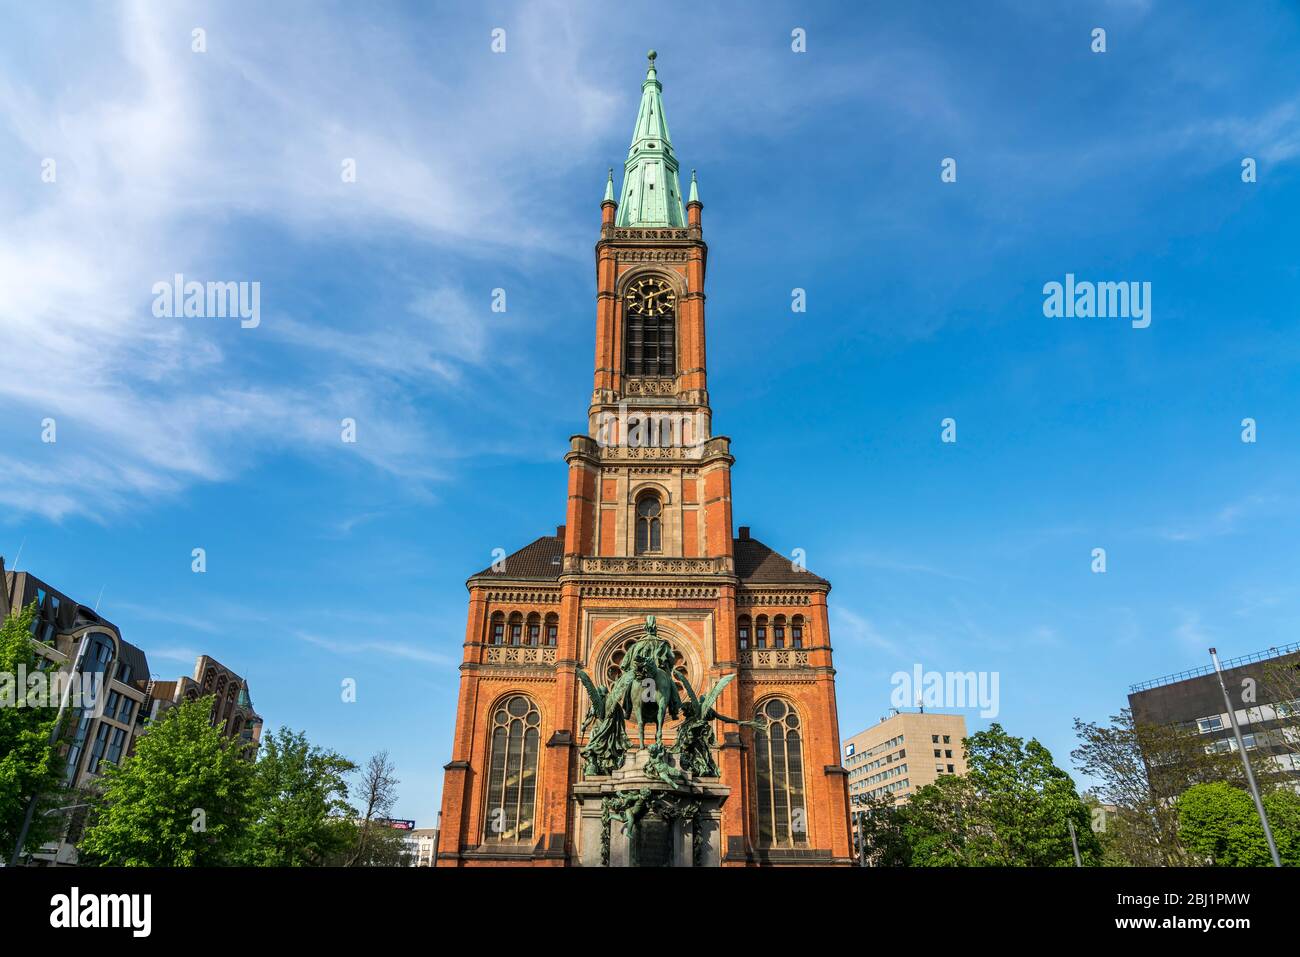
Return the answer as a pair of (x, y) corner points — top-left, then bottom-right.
(482, 646), (559, 666)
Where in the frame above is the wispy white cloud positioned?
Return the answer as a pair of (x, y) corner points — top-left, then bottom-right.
(145, 646), (204, 666)
(0, 0), (618, 520)
(841, 549), (973, 583)
(297, 631), (454, 668)
(829, 606), (907, 658)
(1174, 610), (1213, 651)
(1153, 494), (1284, 543)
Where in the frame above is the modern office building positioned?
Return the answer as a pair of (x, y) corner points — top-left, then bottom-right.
(843, 711), (969, 805)
(1128, 642), (1300, 783)
(2, 563), (154, 864)
(3, 561), (266, 863)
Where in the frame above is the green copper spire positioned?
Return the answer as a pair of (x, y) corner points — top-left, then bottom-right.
(688, 168), (699, 204)
(616, 50), (686, 227)
(603, 167), (615, 203)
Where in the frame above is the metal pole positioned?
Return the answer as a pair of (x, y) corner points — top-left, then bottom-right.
(857, 810), (867, 866)
(1067, 818), (1082, 866)
(1209, 647), (1281, 867)
(9, 636), (89, 867)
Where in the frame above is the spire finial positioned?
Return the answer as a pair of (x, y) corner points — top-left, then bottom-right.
(617, 48), (685, 227)
(603, 167), (615, 203)
(688, 169), (699, 204)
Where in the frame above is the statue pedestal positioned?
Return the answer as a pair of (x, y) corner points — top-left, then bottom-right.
(572, 749), (729, 867)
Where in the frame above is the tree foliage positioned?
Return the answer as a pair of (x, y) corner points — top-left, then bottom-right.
(237, 727), (356, 867)
(340, 750), (406, 866)
(857, 723), (1099, 866)
(0, 603), (66, 857)
(1072, 709), (1253, 866)
(79, 695), (255, 866)
(852, 793), (912, 866)
(1177, 782), (1300, 866)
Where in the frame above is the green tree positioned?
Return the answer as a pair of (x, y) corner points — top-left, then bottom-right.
(852, 793), (912, 866)
(340, 750), (403, 866)
(1177, 781), (1300, 866)
(238, 727), (356, 866)
(907, 724), (1100, 866)
(0, 603), (66, 858)
(79, 695), (254, 866)
(905, 774), (981, 866)
(1072, 709), (1249, 866)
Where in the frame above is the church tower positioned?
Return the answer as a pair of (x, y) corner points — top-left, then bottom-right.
(437, 52), (852, 867)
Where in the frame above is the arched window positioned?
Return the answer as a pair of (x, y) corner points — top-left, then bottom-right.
(483, 695), (540, 843)
(508, 613), (523, 646)
(753, 698), (808, 848)
(635, 493), (662, 554)
(526, 613), (541, 647)
(623, 276), (677, 377)
(791, 615), (805, 649)
(544, 613), (558, 647)
(489, 612), (505, 645)
(773, 615), (787, 649)
(755, 616), (768, 650)
(737, 616), (751, 650)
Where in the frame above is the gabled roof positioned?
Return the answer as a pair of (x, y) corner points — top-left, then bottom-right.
(471, 534), (565, 581)
(469, 531), (828, 587)
(734, 536), (829, 586)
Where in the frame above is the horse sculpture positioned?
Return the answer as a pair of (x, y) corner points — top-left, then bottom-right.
(613, 615), (681, 750)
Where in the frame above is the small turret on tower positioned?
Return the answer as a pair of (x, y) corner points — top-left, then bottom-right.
(601, 168), (617, 227)
(686, 169), (702, 229)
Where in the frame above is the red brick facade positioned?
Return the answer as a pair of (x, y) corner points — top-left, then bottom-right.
(436, 178), (852, 867)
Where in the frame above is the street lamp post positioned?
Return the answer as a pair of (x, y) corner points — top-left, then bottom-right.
(1209, 647), (1281, 867)
(1067, 818), (1082, 866)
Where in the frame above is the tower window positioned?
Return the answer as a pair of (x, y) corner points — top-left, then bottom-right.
(635, 494), (662, 554)
(624, 277), (676, 377)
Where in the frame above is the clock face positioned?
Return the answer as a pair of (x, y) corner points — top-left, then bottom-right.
(624, 277), (677, 317)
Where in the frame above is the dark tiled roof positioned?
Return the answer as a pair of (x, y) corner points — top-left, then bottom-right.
(735, 536), (829, 586)
(116, 639), (151, 690)
(471, 535), (565, 581)
(469, 532), (828, 586)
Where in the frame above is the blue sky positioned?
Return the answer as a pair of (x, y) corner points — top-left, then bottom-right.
(2, 0), (1299, 825)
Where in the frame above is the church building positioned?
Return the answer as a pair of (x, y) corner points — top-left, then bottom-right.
(436, 52), (852, 866)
